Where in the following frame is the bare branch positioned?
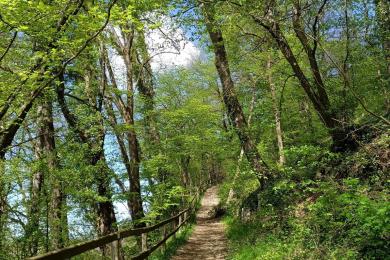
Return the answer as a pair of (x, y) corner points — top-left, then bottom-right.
(0, 31), (17, 63)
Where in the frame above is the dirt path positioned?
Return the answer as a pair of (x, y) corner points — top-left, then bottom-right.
(171, 186), (227, 260)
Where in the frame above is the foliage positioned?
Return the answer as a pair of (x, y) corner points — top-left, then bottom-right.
(0, 0), (388, 258)
(224, 134), (389, 260)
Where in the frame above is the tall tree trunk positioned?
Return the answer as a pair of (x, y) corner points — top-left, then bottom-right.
(105, 100), (133, 213)
(375, 0), (390, 76)
(83, 64), (119, 240)
(135, 32), (160, 146)
(246, 0), (360, 151)
(180, 156), (191, 188)
(26, 140), (44, 256)
(56, 71), (118, 256)
(299, 97), (314, 133)
(102, 40), (145, 224)
(0, 159), (6, 253)
(267, 56), (285, 165)
(256, 13), (357, 151)
(201, 3), (271, 187)
(375, 0), (390, 114)
(125, 57), (145, 224)
(134, 32), (170, 184)
(92, 153), (118, 235)
(26, 100), (65, 255)
(227, 83), (257, 204)
(38, 101), (66, 250)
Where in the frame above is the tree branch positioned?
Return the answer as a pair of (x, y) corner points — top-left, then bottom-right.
(0, 31), (17, 63)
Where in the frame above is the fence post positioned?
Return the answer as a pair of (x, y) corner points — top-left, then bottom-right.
(112, 238), (121, 260)
(172, 216), (177, 239)
(141, 232), (147, 252)
(184, 211), (188, 223)
(179, 213), (183, 227)
(161, 224), (167, 254)
(111, 241), (115, 259)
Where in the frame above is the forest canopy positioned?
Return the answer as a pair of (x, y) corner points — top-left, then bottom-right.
(0, 0), (388, 259)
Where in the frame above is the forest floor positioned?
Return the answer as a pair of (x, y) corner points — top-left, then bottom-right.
(171, 186), (228, 260)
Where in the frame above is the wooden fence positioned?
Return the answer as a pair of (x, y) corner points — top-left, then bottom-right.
(27, 188), (204, 260)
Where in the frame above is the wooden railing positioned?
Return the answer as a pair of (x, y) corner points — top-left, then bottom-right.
(27, 189), (204, 260)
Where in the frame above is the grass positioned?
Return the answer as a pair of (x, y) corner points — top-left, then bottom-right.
(223, 215), (317, 260)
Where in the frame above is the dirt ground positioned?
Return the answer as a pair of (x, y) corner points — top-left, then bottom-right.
(171, 186), (228, 260)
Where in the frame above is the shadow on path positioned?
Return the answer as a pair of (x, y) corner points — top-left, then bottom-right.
(171, 186), (227, 260)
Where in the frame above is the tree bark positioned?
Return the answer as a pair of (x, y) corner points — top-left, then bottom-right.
(255, 11), (357, 151)
(375, 0), (390, 114)
(105, 100), (132, 213)
(102, 38), (145, 224)
(134, 31), (171, 183)
(227, 82), (256, 204)
(135, 32), (160, 146)
(38, 101), (66, 250)
(25, 99), (65, 255)
(267, 56), (285, 165)
(0, 88), (40, 158)
(375, 0), (390, 76)
(124, 39), (146, 224)
(0, 159), (6, 253)
(56, 71), (118, 255)
(26, 144), (44, 256)
(201, 2), (271, 187)
(180, 156), (191, 188)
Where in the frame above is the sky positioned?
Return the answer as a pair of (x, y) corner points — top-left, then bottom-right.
(110, 17), (201, 75)
(147, 26), (201, 70)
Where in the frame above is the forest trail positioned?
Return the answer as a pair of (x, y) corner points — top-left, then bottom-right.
(171, 186), (228, 260)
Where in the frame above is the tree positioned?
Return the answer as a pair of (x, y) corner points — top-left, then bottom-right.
(103, 31), (145, 224)
(0, 3), (117, 249)
(225, 0), (388, 151)
(57, 63), (118, 255)
(200, 1), (272, 187)
(267, 54), (285, 165)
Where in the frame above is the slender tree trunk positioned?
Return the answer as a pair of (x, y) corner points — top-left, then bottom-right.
(134, 32), (171, 183)
(102, 39), (145, 224)
(248, 0), (359, 151)
(267, 56), (285, 165)
(227, 83), (257, 204)
(180, 156), (191, 188)
(38, 101), (66, 250)
(375, 0), (390, 114)
(299, 97), (314, 132)
(83, 64), (119, 239)
(26, 141), (44, 256)
(201, 3), (271, 187)
(123, 31), (144, 222)
(259, 16), (357, 151)
(105, 100), (133, 213)
(0, 159), (6, 253)
(56, 71), (118, 256)
(375, 0), (390, 76)
(124, 66), (145, 224)
(135, 32), (160, 146)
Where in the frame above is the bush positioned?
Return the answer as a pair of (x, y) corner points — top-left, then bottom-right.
(306, 178), (389, 259)
(225, 139), (389, 259)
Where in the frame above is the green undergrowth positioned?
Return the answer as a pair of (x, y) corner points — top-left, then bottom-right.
(222, 134), (389, 260)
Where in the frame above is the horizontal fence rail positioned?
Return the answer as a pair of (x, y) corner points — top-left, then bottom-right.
(27, 185), (206, 260)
